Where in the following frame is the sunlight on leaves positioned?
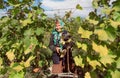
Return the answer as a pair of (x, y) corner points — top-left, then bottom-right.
(24, 48), (31, 55)
(111, 70), (120, 78)
(0, 44), (2, 49)
(76, 42), (87, 51)
(24, 44), (35, 55)
(20, 19), (33, 27)
(100, 54), (116, 66)
(13, 65), (24, 72)
(0, 57), (3, 67)
(116, 58), (120, 69)
(92, 41), (109, 56)
(9, 71), (24, 78)
(87, 57), (101, 70)
(102, 6), (113, 15)
(109, 19), (120, 29)
(28, 13), (33, 18)
(0, 17), (10, 24)
(24, 56), (35, 67)
(94, 29), (109, 41)
(78, 27), (93, 39)
(12, 43), (20, 49)
(74, 55), (84, 68)
(86, 17), (98, 25)
(92, 0), (99, 9)
(84, 72), (91, 78)
(8, 2), (21, 8)
(6, 49), (15, 62)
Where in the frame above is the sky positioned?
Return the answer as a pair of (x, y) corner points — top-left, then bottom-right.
(40, 0), (94, 18)
(0, 0), (116, 18)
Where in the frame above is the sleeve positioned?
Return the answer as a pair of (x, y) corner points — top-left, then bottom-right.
(48, 34), (56, 52)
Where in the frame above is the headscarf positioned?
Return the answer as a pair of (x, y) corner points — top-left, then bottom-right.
(55, 19), (65, 28)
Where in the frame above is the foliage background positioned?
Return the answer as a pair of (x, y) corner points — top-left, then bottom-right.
(0, 0), (120, 78)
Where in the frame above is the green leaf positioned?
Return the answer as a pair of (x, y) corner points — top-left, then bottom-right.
(87, 57), (101, 70)
(92, 41), (109, 56)
(84, 72), (91, 78)
(30, 37), (38, 45)
(92, 0), (99, 9)
(10, 63), (24, 72)
(111, 70), (120, 78)
(101, 6), (113, 15)
(35, 27), (44, 36)
(20, 19), (33, 27)
(112, 0), (120, 11)
(78, 27), (93, 39)
(76, 42), (87, 51)
(113, 12), (120, 21)
(23, 36), (31, 48)
(36, 9), (44, 14)
(76, 4), (82, 10)
(6, 49), (15, 62)
(0, 57), (3, 68)
(100, 54), (116, 66)
(105, 27), (116, 42)
(90, 71), (98, 78)
(94, 29), (109, 41)
(0, 17), (10, 24)
(87, 17), (98, 25)
(24, 28), (34, 36)
(0, 0), (4, 9)
(116, 58), (120, 69)
(109, 19), (120, 29)
(75, 17), (81, 22)
(9, 71), (24, 78)
(74, 55), (84, 68)
(24, 56), (35, 67)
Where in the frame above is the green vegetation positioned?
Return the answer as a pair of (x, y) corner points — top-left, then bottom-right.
(0, 0), (120, 78)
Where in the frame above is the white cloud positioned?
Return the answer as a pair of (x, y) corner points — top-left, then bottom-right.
(41, 0), (94, 17)
(0, 10), (7, 18)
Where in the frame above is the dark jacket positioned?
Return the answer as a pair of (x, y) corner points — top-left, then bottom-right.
(49, 29), (62, 64)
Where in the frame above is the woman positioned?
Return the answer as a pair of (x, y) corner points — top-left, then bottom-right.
(49, 19), (65, 74)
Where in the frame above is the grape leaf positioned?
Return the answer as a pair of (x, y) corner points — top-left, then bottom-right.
(109, 19), (120, 29)
(78, 27), (93, 39)
(94, 29), (109, 41)
(92, 41), (109, 56)
(6, 49), (15, 62)
(87, 57), (101, 70)
(92, 0), (99, 9)
(24, 56), (35, 67)
(9, 71), (24, 78)
(84, 72), (91, 78)
(74, 55), (84, 68)
(35, 27), (44, 36)
(101, 6), (113, 15)
(100, 54), (116, 66)
(12, 65), (24, 72)
(111, 70), (120, 78)
(86, 17), (98, 25)
(76, 42), (87, 51)
(0, 57), (3, 67)
(76, 4), (82, 10)
(20, 19), (33, 27)
(116, 58), (120, 69)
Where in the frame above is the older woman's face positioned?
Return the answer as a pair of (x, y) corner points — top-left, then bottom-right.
(56, 23), (62, 32)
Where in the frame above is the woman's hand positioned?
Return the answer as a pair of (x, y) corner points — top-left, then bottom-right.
(55, 47), (61, 53)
